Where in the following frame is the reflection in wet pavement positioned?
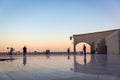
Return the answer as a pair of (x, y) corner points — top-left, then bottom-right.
(0, 54), (120, 80)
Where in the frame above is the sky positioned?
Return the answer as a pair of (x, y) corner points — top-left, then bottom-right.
(0, 0), (120, 52)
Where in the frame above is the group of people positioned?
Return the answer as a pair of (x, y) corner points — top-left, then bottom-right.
(8, 45), (87, 65)
(8, 46), (27, 56)
(8, 44), (87, 56)
(67, 44), (87, 64)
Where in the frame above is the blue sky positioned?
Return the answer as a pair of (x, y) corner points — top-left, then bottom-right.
(0, 0), (120, 52)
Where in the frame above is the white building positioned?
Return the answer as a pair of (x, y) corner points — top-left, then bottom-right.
(72, 29), (120, 54)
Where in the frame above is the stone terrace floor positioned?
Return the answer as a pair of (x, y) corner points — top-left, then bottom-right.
(0, 54), (120, 80)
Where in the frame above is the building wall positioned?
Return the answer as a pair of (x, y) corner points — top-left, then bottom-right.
(94, 39), (106, 54)
(73, 29), (119, 46)
(73, 29), (120, 54)
(105, 31), (120, 54)
(118, 30), (120, 54)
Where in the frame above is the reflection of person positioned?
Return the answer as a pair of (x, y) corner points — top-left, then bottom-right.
(84, 55), (87, 64)
(46, 54), (50, 59)
(83, 44), (86, 55)
(68, 55), (70, 60)
(23, 46), (27, 55)
(23, 55), (27, 66)
(10, 54), (13, 62)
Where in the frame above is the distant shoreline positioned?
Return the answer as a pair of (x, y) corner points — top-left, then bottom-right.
(0, 52), (75, 55)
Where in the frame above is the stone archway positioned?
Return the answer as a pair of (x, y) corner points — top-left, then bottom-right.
(76, 42), (91, 54)
(72, 29), (120, 54)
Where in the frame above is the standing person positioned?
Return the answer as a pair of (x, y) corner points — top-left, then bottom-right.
(10, 47), (14, 55)
(10, 47), (14, 60)
(67, 48), (70, 54)
(23, 46), (27, 56)
(67, 48), (70, 59)
(83, 44), (86, 55)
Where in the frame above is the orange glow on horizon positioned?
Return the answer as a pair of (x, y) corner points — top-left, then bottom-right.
(0, 40), (90, 53)
(0, 39), (73, 52)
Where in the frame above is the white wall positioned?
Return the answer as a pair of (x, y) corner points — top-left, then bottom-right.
(105, 31), (120, 54)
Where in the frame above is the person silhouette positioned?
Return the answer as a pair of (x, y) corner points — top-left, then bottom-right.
(83, 44), (86, 55)
(67, 48), (70, 59)
(46, 50), (50, 59)
(23, 46), (27, 56)
(10, 47), (14, 55)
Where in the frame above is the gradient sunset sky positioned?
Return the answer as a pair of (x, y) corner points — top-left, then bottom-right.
(0, 0), (120, 52)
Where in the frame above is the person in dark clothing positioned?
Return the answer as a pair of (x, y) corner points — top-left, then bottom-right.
(67, 48), (70, 53)
(83, 44), (86, 55)
(23, 46), (27, 55)
(67, 48), (70, 59)
(10, 47), (14, 55)
(9, 47), (14, 61)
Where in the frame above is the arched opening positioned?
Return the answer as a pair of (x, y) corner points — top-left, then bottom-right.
(76, 42), (91, 54)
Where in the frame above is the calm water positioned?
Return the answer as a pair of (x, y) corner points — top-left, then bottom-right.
(0, 54), (120, 80)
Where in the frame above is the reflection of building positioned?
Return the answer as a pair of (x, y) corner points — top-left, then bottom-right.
(72, 29), (120, 54)
(73, 54), (120, 76)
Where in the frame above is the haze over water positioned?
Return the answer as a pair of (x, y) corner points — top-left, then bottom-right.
(0, 0), (120, 52)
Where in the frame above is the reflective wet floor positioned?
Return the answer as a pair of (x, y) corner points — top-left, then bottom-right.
(0, 54), (120, 80)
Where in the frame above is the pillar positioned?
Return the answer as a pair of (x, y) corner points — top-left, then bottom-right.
(73, 43), (76, 54)
(91, 42), (95, 54)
